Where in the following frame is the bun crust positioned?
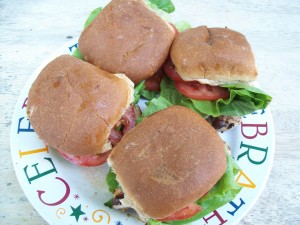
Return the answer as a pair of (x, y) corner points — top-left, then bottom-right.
(170, 26), (257, 83)
(27, 55), (133, 156)
(108, 106), (226, 219)
(78, 0), (175, 84)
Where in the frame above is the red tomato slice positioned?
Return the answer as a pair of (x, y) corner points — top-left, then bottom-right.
(163, 58), (184, 82)
(158, 203), (202, 222)
(56, 149), (111, 167)
(174, 81), (230, 100)
(145, 68), (164, 91)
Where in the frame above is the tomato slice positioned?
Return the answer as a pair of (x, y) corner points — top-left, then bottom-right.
(56, 149), (111, 167)
(163, 58), (184, 82)
(174, 81), (230, 100)
(158, 203), (202, 222)
(145, 68), (164, 91)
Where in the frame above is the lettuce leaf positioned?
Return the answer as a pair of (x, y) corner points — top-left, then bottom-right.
(104, 168), (120, 208)
(106, 168), (120, 193)
(84, 7), (102, 29)
(147, 152), (242, 225)
(134, 81), (158, 105)
(139, 76), (272, 121)
(133, 81), (146, 105)
(136, 96), (171, 123)
(72, 48), (84, 60)
(135, 81), (159, 105)
(141, 89), (158, 101)
(174, 21), (192, 32)
(104, 198), (114, 208)
(72, 7), (102, 60)
(147, 0), (175, 13)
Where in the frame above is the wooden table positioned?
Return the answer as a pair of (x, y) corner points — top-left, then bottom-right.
(1, 0), (299, 224)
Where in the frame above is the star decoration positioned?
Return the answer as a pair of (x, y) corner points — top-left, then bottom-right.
(83, 216), (89, 222)
(73, 194), (80, 200)
(115, 221), (123, 225)
(70, 204), (86, 222)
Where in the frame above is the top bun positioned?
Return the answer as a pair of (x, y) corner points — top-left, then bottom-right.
(27, 55), (133, 156)
(170, 26), (258, 84)
(78, 0), (175, 84)
(108, 106), (226, 220)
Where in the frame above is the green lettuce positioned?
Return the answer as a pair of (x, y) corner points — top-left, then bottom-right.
(84, 7), (102, 29)
(72, 48), (84, 60)
(139, 76), (272, 121)
(174, 21), (192, 32)
(72, 7), (102, 59)
(104, 168), (120, 208)
(141, 89), (158, 101)
(134, 81), (159, 105)
(133, 81), (146, 105)
(136, 95), (172, 123)
(146, 0), (175, 13)
(106, 168), (120, 193)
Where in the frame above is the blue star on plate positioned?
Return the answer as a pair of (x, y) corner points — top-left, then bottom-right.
(70, 204), (86, 222)
(115, 221), (123, 225)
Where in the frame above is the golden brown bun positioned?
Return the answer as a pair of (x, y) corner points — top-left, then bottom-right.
(78, 0), (175, 84)
(27, 55), (133, 156)
(170, 26), (258, 83)
(108, 106), (226, 220)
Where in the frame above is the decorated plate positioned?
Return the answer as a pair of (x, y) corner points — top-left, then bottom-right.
(10, 42), (275, 225)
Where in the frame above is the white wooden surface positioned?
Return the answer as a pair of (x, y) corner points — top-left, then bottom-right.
(1, 0), (300, 224)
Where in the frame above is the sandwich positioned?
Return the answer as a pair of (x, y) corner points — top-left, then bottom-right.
(27, 55), (135, 166)
(77, 0), (176, 84)
(105, 106), (241, 224)
(139, 26), (272, 131)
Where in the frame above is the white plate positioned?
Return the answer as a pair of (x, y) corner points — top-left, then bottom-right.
(11, 42), (275, 225)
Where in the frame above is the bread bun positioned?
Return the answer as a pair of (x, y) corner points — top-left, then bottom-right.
(27, 55), (133, 156)
(170, 26), (257, 84)
(78, 0), (175, 84)
(108, 106), (226, 220)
